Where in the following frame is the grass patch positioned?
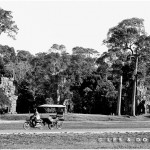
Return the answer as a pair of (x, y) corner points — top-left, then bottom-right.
(1, 121), (150, 130)
(1, 113), (150, 121)
(0, 132), (150, 149)
(0, 114), (30, 120)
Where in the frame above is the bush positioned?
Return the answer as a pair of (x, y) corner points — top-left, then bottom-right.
(0, 88), (10, 107)
(0, 114), (30, 120)
(0, 107), (8, 114)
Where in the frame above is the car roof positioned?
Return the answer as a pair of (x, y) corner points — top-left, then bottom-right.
(38, 104), (66, 108)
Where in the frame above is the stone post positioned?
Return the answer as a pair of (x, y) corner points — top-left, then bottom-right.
(0, 77), (18, 114)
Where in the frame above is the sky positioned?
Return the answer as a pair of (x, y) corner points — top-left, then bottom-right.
(0, 0), (150, 55)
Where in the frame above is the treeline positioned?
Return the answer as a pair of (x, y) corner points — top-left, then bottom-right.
(1, 7), (150, 115)
(0, 44), (104, 114)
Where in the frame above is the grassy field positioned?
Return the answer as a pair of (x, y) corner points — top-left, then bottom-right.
(1, 121), (150, 130)
(1, 113), (150, 121)
(1, 113), (150, 149)
(0, 132), (150, 149)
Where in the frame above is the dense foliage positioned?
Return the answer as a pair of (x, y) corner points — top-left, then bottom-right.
(1, 7), (150, 115)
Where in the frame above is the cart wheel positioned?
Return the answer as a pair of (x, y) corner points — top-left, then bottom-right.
(23, 122), (30, 130)
(56, 121), (63, 129)
(48, 123), (54, 130)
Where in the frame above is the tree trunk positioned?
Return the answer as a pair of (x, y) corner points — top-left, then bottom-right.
(116, 75), (122, 116)
(57, 88), (60, 104)
(131, 55), (138, 116)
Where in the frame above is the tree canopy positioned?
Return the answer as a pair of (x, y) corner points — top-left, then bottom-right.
(0, 8), (150, 116)
(0, 8), (18, 39)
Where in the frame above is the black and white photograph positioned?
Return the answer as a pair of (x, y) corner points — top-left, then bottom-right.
(0, 0), (150, 149)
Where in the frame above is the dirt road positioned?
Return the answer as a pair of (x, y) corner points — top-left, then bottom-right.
(0, 120), (150, 134)
(1, 128), (150, 134)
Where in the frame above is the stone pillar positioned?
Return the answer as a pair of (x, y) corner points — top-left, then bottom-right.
(0, 77), (18, 114)
(9, 95), (18, 114)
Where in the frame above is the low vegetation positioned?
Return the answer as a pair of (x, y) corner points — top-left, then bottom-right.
(0, 113), (150, 121)
(1, 113), (150, 149)
(0, 132), (150, 149)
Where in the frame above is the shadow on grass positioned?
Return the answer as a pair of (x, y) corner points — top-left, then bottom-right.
(142, 114), (150, 119)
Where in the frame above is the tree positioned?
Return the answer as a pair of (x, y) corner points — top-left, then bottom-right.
(0, 45), (16, 64)
(0, 8), (18, 39)
(0, 57), (6, 76)
(66, 54), (96, 87)
(17, 50), (33, 62)
(72, 46), (99, 58)
(16, 80), (34, 113)
(13, 61), (32, 82)
(49, 44), (66, 54)
(65, 52), (102, 113)
(96, 54), (119, 115)
(0, 88), (10, 107)
(104, 18), (150, 116)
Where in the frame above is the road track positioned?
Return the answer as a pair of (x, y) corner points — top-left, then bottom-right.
(1, 128), (150, 134)
(1, 120), (150, 134)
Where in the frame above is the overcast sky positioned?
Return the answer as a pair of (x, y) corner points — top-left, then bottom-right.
(0, 0), (150, 55)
